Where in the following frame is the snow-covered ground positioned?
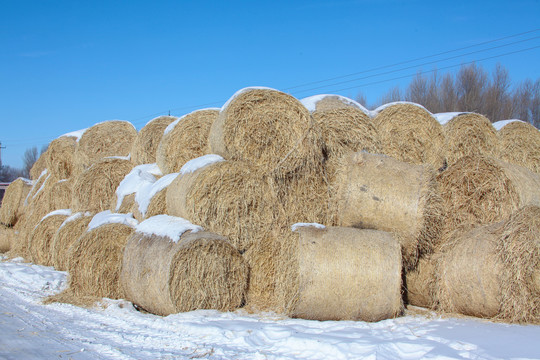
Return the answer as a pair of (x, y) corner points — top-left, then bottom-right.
(1, 256), (539, 360)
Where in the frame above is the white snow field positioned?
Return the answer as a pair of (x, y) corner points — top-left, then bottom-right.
(1, 256), (539, 360)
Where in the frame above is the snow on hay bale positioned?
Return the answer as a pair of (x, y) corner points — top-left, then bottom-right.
(208, 87), (323, 177)
(30, 152), (48, 180)
(372, 102), (445, 170)
(0, 177), (32, 226)
(166, 155), (277, 253)
(64, 211), (138, 300)
(50, 211), (94, 271)
(72, 157), (134, 213)
(156, 109), (219, 174)
(45, 134), (78, 179)
(443, 112), (498, 167)
(333, 152), (444, 270)
(121, 215), (248, 316)
(301, 94), (381, 183)
(73, 120), (136, 173)
(132, 173), (178, 221)
(131, 115), (177, 166)
(28, 209), (71, 266)
(496, 120), (540, 174)
(276, 224), (403, 321)
(48, 178), (73, 211)
(112, 164), (161, 214)
(437, 155), (540, 232)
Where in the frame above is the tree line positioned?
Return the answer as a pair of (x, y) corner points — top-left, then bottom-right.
(357, 63), (540, 128)
(0, 145), (48, 182)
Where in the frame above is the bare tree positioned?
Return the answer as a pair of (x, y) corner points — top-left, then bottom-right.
(377, 86), (404, 106)
(439, 73), (458, 112)
(456, 63), (488, 112)
(22, 147), (39, 179)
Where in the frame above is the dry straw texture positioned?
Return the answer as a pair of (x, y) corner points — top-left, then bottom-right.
(72, 158), (134, 213)
(66, 222), (135, 300)
(156, 110), (218, 174)
(73, 120), (136, 173)
(28, 212), (71, 266)
(131, 115), (177, 165)
(208, 88), (322, 176)
(51, 212), (94, 271)
(132, 188), (166, 222)
(436, 223), (504, 318)
(443, 113), (498, 167)
(0, 178), (32, 226)
(167, 160), (278, 252)
(405, 255), (437, 309)
(373, 103), (445, 170)
(48, 179), (73, 211)
(333, 152), (444, 270)
(276, 226), (403, 321)
(0, 225), (15, 253)
(30, 153), (48, 180)
(494, 206), (540, 324)
(121, 229), (248, 316)
(437, 155), (540, 232)
(115, 193), (135, 214)
(45, 135), (77, 179)
(497, 121), (540, 174)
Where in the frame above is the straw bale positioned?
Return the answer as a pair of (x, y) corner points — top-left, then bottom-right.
(50, 212), (94, 271)
(0, 225), (16, 253)
(121, 225), (248, 315)
(45, 135), (77, 179)
(156, 110), (219, 174)
(30, 152), (48, 180)
(131, 115), (177, 166)
(497, 121), (540, 174)
(73, 120), (136, 173)
(48, 179), (73, 211)
(0, 178), (32, 226)
(495, 205), (540, 324)
(437, 155), (540, 232)
(405, 255), (437, 309)
(28, 211), (71, 266)
(443, 113), (498, 167)
(333, 152), (444, 270)
(373, 102), (445, 170)
(436, 223), (504, 318)
(72, 158), (134, 213)
(208, 88), (323, 176)
(166, 160), (278, 252)
(132, 173), (178, 222)
(67, 222), (135, 300)
(276, 225), (403, 321)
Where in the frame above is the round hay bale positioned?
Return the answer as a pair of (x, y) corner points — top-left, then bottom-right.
(28, 209), (71, 266)
(156, 109), (219, 174)
(48, 178), (73, 211)
(45, 135), (78, 179)
(436, 222), (504, 318)
(73, 120), (137, 173)
(120, 215), (248, 315)
(112, 164), (161, 213)
(301, 94), (372, 114)
(405, 255), (437, 309)
(437, 155), (540, 232)
(208, 87), (323, 176)
(495, 205), (540, 324)
(276, 224), (403, 321)
(443, 112), (498, 167)
(167, 156), (277, 252)
(372, 102), (445, 170)
(66, 211), (137, 300)
(0, 178), (32, 226)
(0, 225), (16, 253)
(131, 115), (177, 166)
(30, 152), (48, 180)
(333, 152), (444, 270)
(497, 120), (540, 174)
(72, 158), (134, 213)
(133, 173), (178, 221)
(50, 212), (94, 271)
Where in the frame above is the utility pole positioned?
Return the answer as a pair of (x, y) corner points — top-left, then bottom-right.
(0, 142), (5, 168)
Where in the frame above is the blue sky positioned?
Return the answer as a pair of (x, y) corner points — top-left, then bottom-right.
(1, 0), (539, 169)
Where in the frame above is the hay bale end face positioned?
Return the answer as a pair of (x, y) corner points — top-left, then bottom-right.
(28, 210), (72, 266)
(0, 178), (32, 227)
(156, 109), (219, 174)
(373, 102), (445, 169)
(131, 115), (177, 166)
(121, 215), (248, 315)
(51, 212), (94, 271)
(333, 152), (444, 270)
(497, 121), (540, 174)
(276, 225), (403, 321)
(45, 135), (78, 179)
(48, 179), (73, 212)
(208, 87), (322, 176)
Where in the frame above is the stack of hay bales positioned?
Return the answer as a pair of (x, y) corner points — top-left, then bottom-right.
(494, 119), (540, 174)
(121, 215), (248, 315)
(131, 116), (177, 166)
(373, 102), (445, 170)
(157, 109), (219, 174)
